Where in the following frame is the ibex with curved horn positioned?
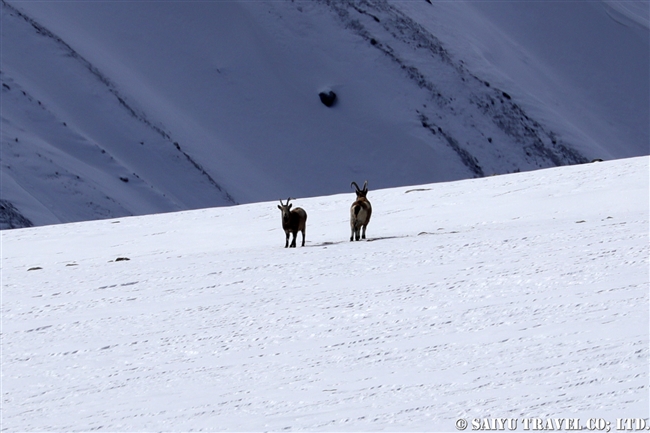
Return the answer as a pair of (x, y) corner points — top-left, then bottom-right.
(350, 181), (372, 241)
(277, 198), (307, 248)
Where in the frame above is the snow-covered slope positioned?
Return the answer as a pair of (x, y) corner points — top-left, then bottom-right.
(3, 157), (648, 431)
(394, 0), (649, 158)
(1, 0), (648, 228)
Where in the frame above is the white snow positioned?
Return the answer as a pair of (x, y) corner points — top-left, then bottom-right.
(1, 0), (648, 227)
(396, 0), (649, 159)
(2, 156), (648, 431)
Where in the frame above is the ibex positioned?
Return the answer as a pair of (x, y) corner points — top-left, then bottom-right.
(277, 198), (307, 248)
(350, 181), (372, 241)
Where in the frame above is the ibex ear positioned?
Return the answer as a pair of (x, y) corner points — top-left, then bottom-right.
(288, 204), (292, 210)
(277, 205), (282, 210)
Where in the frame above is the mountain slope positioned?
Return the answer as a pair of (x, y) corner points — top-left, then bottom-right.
(393, 0), (649, 159)
(2, 156), (648, 431)
(1, 0), (647, 228)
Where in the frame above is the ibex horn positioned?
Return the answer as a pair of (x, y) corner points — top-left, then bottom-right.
(351, 181), (360, 191)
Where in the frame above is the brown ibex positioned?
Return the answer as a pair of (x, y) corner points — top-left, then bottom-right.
(277, 198), (307, 248)
(350, 181), (372, 241)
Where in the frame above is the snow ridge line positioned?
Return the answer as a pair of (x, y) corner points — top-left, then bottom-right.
(2, 0), (237, 205)
(172, 142), (238, 205)
(381, 0), (589, 167)
(0, 199), (34, 230)
(319, 0), (450, 108)
(315, 0), (589, 171)
(0, 71), (146, 221)
(470, 91), (588, 167)
(418, 113), (484, 177)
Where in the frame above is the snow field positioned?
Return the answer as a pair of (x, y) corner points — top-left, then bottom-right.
(2, 157), (648, 431)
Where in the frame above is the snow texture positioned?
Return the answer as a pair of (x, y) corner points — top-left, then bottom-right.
(2, 156), (648, 431)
